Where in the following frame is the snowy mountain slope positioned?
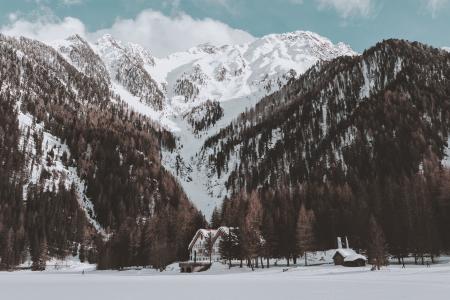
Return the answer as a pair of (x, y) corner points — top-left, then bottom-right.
(444, 47), (450, 53)
(95, 34), (165, 110)
(148, 31), (356, 115)
(204, 39), (450, 198)
(51, 34), (110, 83)
(48, 31), (355, 218)
(17, 111), (108, 238)
(155, 31), (356, 218)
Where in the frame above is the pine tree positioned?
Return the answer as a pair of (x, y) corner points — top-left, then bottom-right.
(204, 232), (214, 264)
(242, 190), (263, 269)
(296, 204), (316, 266)
(219, 229), (237, 268)
(261, 212), (276, 268)
(79, 243), (86, 263)
(32, 237), (48, 271)
(210, 207), (222, 229)
(368, 215), (387, 270)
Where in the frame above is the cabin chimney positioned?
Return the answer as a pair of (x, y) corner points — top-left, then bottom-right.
(337, 237), (342, 249)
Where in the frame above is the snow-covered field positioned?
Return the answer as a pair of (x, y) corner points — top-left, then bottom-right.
(2, 261), (450, 300)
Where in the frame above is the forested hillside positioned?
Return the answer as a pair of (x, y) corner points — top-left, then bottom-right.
(204, 40), (450, 262)
(0, 35), (204, 270)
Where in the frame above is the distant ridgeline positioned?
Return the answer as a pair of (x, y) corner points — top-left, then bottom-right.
(1, 34), (450, 271)
(206, 40), (450, 262)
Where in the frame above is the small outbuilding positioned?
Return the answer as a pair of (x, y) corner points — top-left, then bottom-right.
(332, 237), (367, 267)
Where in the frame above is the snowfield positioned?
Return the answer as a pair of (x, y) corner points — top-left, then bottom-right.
(2, 261), (450, 300)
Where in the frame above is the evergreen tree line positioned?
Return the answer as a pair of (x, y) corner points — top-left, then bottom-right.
(215, 170), (450, 267)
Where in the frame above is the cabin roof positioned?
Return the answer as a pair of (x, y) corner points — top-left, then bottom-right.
(333, 248), (367, 262)
(344, 254), (367, 262)
(188, 226), (233, 250)
(188, 229), (216, 250)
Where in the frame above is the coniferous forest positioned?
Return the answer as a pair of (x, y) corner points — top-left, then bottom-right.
(1, 34), (450, 271)
(206, 40), (450, 265)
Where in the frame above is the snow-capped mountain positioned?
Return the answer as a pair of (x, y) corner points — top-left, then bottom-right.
(204, 39), (450, 195)
(150, 31), (356, 115)
(49, 30), (356, 218)
(8, 30), (355, 222)
(149, 31), (356, 217)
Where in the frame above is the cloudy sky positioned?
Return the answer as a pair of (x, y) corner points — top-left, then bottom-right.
(0, 0), (449, 56)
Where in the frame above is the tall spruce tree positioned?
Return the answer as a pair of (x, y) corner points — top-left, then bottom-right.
(204, 232), (214, 264)
(368, 215), (387, 270)
(296, 204), (316, 266)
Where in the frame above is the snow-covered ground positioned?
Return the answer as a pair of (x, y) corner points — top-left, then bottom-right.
(3, 259), (450, 300)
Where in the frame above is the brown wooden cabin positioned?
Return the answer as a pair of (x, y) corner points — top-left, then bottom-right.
(333, 249), (367, 267)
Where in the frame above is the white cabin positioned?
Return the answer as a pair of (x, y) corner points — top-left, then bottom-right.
(188, 227), (231, 262)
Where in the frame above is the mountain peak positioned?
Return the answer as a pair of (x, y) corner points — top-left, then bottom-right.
(67, 33), (86, 42)
(97, 33), (122, 49)
(260, 30), (355, 53)
(96, 34), (155, 66)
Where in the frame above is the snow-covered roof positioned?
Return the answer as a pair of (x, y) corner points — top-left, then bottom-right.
(188, 227), (233, 250)
(188, 229), (217, 250)
(344, 254), (367, 262)
(333, 249), (367, 262)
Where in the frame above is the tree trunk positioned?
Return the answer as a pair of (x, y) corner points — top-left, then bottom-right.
(293, 256), (297, 265)
(240, 259), (243, 268)
(304, 252), (308, 266)
(260, 257), (264, 269)
(266, 257), (269, 268)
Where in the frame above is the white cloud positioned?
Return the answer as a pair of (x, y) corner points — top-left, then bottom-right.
(91, 10), (254, 56)
(0, 16), (87, 43)
(424, 0), (449, 18)
(0, 9), (254, 57)
(315, 0), (373, 18)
